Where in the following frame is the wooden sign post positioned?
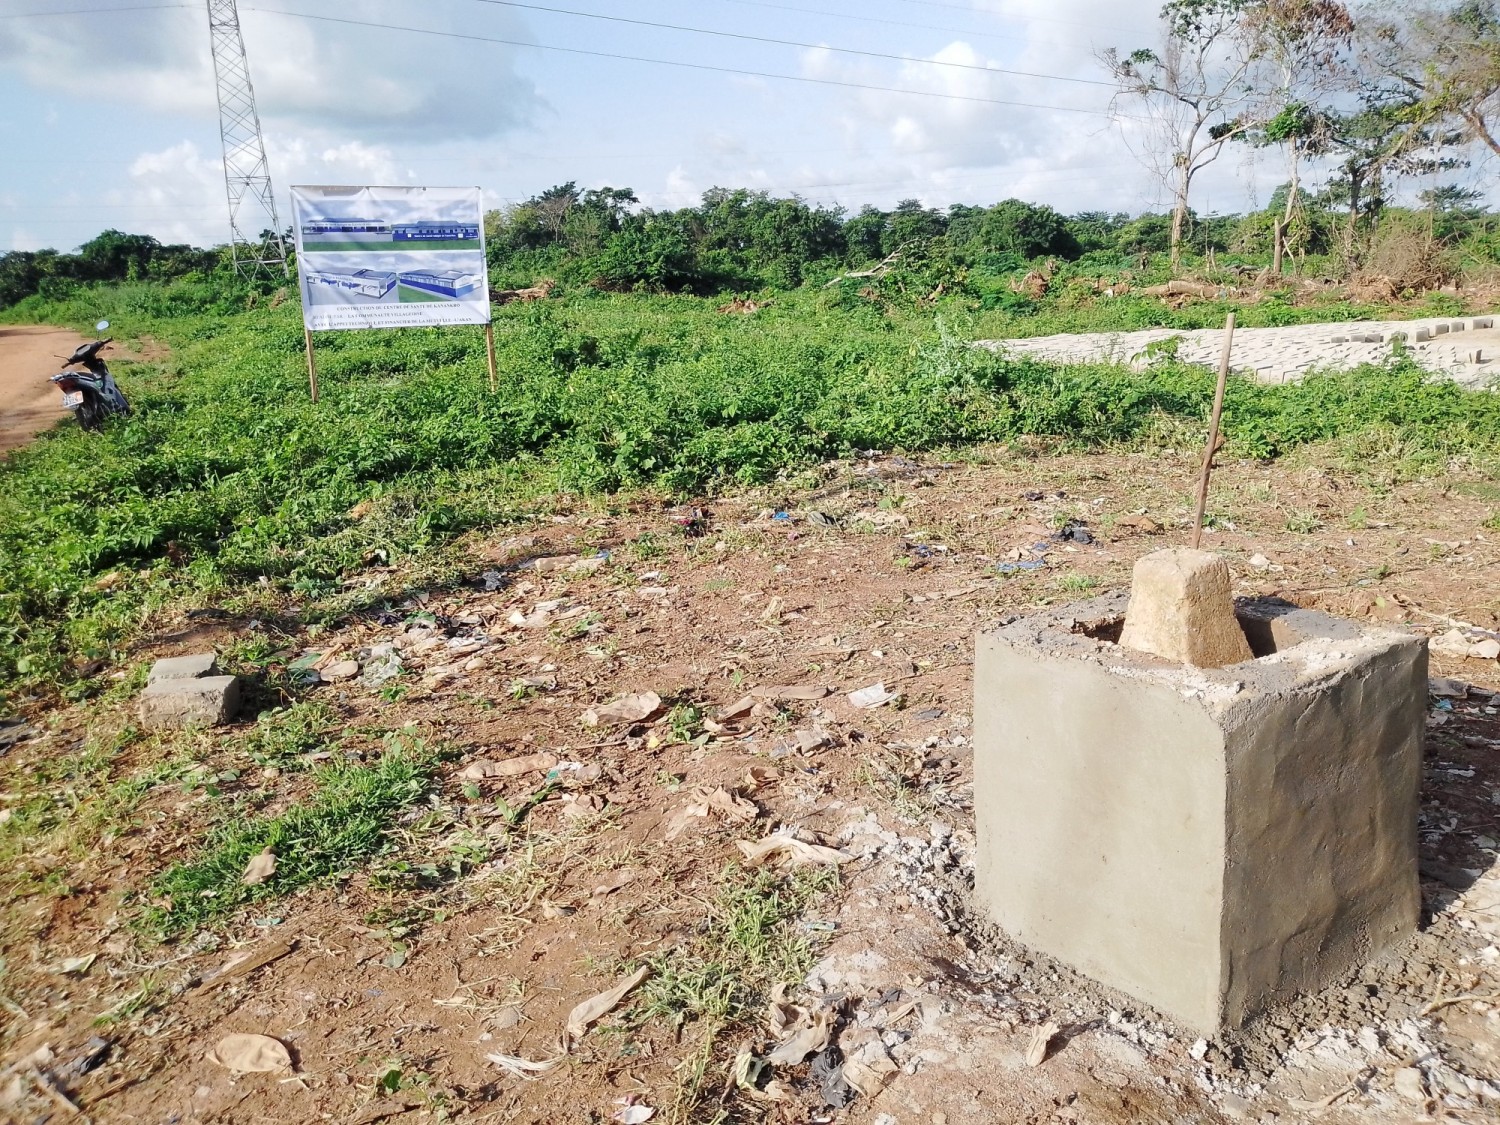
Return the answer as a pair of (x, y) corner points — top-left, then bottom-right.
(304, 326), (320, 403)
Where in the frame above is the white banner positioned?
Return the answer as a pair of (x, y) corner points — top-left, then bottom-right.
(291, 186), (489, 331)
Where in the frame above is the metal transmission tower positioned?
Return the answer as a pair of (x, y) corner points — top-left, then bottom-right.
(206, 0), (288, 277)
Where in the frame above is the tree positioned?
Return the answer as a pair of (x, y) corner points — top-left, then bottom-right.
(1240, 0), (1355, 272)
(1101, 0), (1262, 270)
(1381, 2), (1500, 159)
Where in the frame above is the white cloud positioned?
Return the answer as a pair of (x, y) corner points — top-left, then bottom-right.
(0, 1), (540, 144)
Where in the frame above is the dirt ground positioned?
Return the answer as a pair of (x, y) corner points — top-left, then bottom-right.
(0, 325), (90, 454)
(2, 443), (1499, 1125)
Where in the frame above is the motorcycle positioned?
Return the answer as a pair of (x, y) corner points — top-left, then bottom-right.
(50, 319), (130, 431)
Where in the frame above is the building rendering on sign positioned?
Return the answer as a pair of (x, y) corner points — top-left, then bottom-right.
(392, 221), (481, 242)
(306, 267), (398, 299)
(398, 268), (484, 299)
(302, 218), (392, 237)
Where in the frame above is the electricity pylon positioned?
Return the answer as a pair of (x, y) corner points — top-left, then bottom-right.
(206, 0), (288, 277)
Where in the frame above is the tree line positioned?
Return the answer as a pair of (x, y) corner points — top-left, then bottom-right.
(1101, 0), (1500, 270)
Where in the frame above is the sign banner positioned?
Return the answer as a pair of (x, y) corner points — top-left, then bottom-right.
(290, 185), (489, 331)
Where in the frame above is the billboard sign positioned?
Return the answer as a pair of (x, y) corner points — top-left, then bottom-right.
(291, 186), (489, 331)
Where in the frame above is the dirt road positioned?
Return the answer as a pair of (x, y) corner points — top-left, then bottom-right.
(0, 324), (88, 454)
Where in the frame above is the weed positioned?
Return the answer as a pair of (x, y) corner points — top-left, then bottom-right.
(237, 699), (339, 770)
(1285, 509), (1323, 534)
(626, 532), (667, 561)
(1347, 506), (1369, 530)
(666, 703), (704, 744)
(635, 864), (835, 1121)
(702, 577), (734, 593)
(1056, 573), (1100, 593)
(140, 738), (437, 938)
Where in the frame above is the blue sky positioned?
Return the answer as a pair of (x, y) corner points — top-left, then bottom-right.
(0, 0), (1434, 253)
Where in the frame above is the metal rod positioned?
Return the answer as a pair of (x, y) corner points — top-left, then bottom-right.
(1191, 311), (1236, 549)
(485, 321), (498, 394)
(304, 326), (319, 403)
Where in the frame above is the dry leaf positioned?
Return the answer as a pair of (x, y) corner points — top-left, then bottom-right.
(1026, 1021), (1060, 1067)
(565, 966), (650, 1045)
(55, 954), (97, 975)
(789, 728), (832, 753)
(201, 937), (297, 991)
(848, 682), (898, 709)
(737, 834), (852, 868)
(320, 660), (360, 682)
(760, 596), (785, 622)
(843, 1051), (899, 1097)
(751, 684), (831, 701)
(541, 900), (577, 919)
(207, 1033), (293, 1074)
(766, 1005), (834, 1066)
(492, 1004), (524, 1031)
(717, 694), (757, 721)
(611, 1103), (656, 1124)
(582, 691), (661, 727)
(667, 787), (758, 839)
(744, 766), (780, 791)
(485, 1051), (562, 1080)
(241, 848), (277, 886)
(459, 753), (558, 781)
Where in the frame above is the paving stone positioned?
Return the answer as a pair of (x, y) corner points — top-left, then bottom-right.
(147, 652), (220, 683)
(139, 675), (241, 730)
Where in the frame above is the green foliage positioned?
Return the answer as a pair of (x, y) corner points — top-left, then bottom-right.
(139, 739), (436, 938)
(4, 279), (1500, 700)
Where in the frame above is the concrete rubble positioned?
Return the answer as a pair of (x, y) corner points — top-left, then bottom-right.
(138, 651), (240, 730)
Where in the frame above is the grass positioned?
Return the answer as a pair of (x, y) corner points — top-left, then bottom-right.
(3, 279), (1500, 702)
(636, 863), (837, 1122)
(139, 738), (437, 939)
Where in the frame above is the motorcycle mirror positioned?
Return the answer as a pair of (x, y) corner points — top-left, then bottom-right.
(95, 320), (110, 336)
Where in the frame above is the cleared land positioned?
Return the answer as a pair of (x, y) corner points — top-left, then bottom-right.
(2, 444), (1498, 1124)
(0, 324), (86, 453)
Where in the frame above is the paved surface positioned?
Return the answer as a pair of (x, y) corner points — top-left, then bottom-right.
(980, 314), (1500, 386)
(0, 325), (87, 454)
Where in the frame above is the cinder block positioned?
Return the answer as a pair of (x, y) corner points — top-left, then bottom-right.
(1434, 323), (1450, 334)
(147, 652), (220, 683)
(974, 593), (1424, 1033)
(138, 675), (241, 730)
(1473, 317), (1493, 329)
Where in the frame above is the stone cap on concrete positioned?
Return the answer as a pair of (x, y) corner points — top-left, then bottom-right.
(985, 590), (1425, 719)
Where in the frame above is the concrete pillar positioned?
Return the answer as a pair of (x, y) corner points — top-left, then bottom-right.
(973, 593), (1424, 1033)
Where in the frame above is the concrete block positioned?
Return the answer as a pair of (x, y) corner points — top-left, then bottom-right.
(138, 675), (241, 730)
(1474, 317), (1493, 329)
(974, 594), (1424, 1033)
(1119, 549), (1254, 669)
(1434, 323), (1450, 335)
(1414, 328), (1431, 342)
(147, 652), (220, 684)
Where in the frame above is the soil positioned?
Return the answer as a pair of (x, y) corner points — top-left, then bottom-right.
(0, 325), (89, 454)
(2, 443), (1499, 1124)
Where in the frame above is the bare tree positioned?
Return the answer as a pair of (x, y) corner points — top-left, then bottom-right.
(1101, 0), (1262, 271)
(1242, 0), (1356, 272)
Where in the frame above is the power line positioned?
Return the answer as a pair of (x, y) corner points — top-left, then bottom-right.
(242, 5), (1111, 115)
(702, 0), (1038, 47)
(0, 4), (190, 17)
(888, 0), (1142, 36)
(467, 0), (1115, 86)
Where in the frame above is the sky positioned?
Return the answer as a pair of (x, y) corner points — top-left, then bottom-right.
(0, 0), (1480, 254)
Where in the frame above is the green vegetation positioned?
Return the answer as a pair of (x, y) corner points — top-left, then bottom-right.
(637, 863), (837, 1121)
(140, 739), (436, 939)
(3, 276), (1500, 703)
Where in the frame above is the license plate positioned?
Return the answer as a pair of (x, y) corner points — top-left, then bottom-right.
(61, 391), (83, 409)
